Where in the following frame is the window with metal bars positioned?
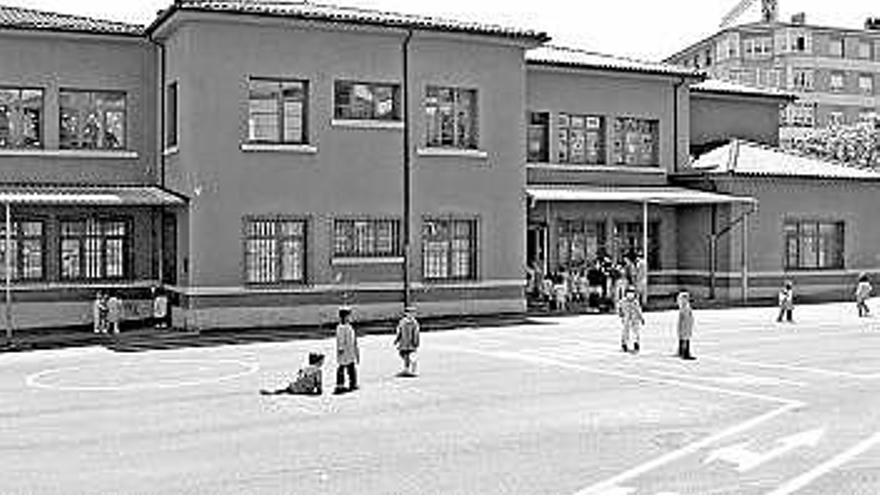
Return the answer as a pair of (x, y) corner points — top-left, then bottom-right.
(422, 218), (477, 280)
(333, 219), (400, 258)
(60, 218), (129, 280)
(244, 218), (306, 284)
(784, 220), (844, 270)
(0, 220), (45, 281)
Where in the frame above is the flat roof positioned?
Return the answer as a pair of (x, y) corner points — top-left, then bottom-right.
(526, 184), (755, 205)
(0, 185), (187, 205)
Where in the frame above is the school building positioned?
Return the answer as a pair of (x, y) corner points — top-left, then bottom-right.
(1, 1), (879, 333)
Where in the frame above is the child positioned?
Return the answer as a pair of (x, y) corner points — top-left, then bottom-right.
(107, 292), (122, 334)
(394, 306), (421, 376)
(776, 280), (794, 323)
(334, 306), (359, 394)
(856, 273), (872, 317)
(676, 290), (695, 360)
(152, 286), (169, 329)
(618, 286), (645, 354)
(261, 352), (325, 396)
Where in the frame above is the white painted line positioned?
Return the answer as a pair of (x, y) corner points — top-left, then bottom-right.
(700, 355), (880, 380)
(764, 431), (880, 495)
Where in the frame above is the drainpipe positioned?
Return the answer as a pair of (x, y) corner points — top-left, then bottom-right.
(709, 204), (717, 300)
(402, 29), (413, 309)
(150, 35), (167, 287)
(673, 77), (686, 173)
(4, 202), (11, 343)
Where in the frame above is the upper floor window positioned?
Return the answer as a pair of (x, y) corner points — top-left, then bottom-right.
(334, 81), (400, 121)
(0, 220), (44, 281)
(829, 72), (845, 92)
(792, 68), (814, 91)
(558, 113), (605, 165)
(526, 112), (549, 163)
(859, 108), (877, 124)
(828, 110), (845, 127)
(166, 82), (178, 148)
(611, 117), (658, 167)
(828, 38), (845, 58)
(858, 74), (874, 96)
(333, 219), (400, 258)
(59, 90), (126, 150)
(784, 220), (844, 270)
(60, 218), (129, 280)
(247, 78), (307, 144)
(0, 87), (42, 149)
(782, 102), (816, 128)
(744, 37), (772, 58)
(858, 40), (873, 59)
(244, 217), (306, 284)
(422, 218), (477, 281)
(424, 86), (478, 150)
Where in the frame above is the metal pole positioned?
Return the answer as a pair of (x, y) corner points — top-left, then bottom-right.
(402, 30), (413, 309)
(741, 210), (750, 304)
(5, 202), (11, 342)
(642, 201), (649, 305)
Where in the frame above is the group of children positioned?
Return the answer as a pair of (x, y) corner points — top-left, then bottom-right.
(92, 287), (171, 335)
(261, 305), (421, 397)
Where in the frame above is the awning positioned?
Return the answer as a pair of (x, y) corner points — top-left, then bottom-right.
(526, 185), (756, 205)
(0, 185), (187, 206)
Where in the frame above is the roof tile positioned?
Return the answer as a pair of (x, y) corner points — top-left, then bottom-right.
(0, 4), (142, 35)
(527, 45), (703, 78)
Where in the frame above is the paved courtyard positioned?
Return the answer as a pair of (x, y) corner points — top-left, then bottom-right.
(2, 301), (880, 494)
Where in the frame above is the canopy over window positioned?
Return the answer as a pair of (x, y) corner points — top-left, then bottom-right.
(0, 185), (186, 206)
(526, 185), (756, 205)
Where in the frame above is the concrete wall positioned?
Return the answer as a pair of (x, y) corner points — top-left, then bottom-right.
(0, 31), (157, 184)
(690, 93), (782, 150)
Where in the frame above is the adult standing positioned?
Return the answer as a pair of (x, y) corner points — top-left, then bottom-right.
(394, 306), (421, 376)
(334, 306), (360, 394)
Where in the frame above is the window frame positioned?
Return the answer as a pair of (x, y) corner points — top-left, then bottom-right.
(0, 218), (46, 282)
(166, 81), (178, 149)
(526, 111), (549, 163)
(333, 80), (401, 122)
(332, 218), (402, 259)
(58, 88), (127, 151)
(421, 216), (478, 282)
(0, 86), (44, 150)
(829, 71), (846, 93)
(613, 221), (661, 270)
(556, 219), (607, 269)
(424, 86), (479, 150)
(611, 116), (660, 167)
(783, 219), (845, 271)
(242, 215), (308, 286)
(59, 216), (132, 281)
(858, 74), (874, 96)
(246, 77), (309, 145)
(557, 113), (606, 165)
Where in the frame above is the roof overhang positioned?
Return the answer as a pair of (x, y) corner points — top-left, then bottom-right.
(526, 185), (756, 205)
(0, 185), (187, 206)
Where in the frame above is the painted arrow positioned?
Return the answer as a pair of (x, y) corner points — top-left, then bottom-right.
(704, 428), (825, 472)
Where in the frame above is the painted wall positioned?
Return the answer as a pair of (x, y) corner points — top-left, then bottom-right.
(0, 31), (157, 184)
(690, 93), (782, 150)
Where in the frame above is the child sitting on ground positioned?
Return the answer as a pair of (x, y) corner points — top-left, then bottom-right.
(260, 352), (325, 396)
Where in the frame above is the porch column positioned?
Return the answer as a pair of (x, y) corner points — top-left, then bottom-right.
(642, 201), (649, 304)
(741, 209), (750, 303)
(4, 202), (11, 342)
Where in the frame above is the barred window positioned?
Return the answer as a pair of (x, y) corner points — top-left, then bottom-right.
(334, 219), (400, 258)
(334, 81), (400, 121)
(784, 220), (844, 270)
(59, 90), (126, 150)
(60, 219), (129, 280)
(0, 220), (44, 281)
(422, 218), (477, 280)
(245, 218), (306, 284)
(0, 88), (43, 149)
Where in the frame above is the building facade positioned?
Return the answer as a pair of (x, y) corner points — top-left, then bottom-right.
(666, 15), (880, 145)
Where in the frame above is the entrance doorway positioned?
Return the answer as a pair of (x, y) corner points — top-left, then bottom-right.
(527, 223), (547, 273)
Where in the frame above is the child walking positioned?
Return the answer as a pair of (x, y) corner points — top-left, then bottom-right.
(856, 273), (872, 317)
(260, 352), (325, 396)
(618, 286), (645, 354)
(676, 290), (695, 360)
(394, 306), (420, 376)
(334, 306), (359, 394)
(776, 280), (794, 323)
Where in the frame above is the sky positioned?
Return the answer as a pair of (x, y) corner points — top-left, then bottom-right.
(3, 0), (879, 61)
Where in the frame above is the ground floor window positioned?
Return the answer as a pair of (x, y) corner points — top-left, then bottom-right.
(333, 219), (400, 258)
(0, 220), (44, 281)
(244, 217), (306, 284)
(556, 220), (606, 269)
(614, 221), (660, 269)
(61, 218), (129, 280)
(422, 218), (477, 280)
(784, 220), (844, 270)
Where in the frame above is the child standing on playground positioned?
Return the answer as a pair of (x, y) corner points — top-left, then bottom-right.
(618, 286), (645, 354)
(394, 306), (421, 376)
(676, 290), (696, 360)
(776, 280), (794, 323)
(92, 291), (107, 334)
(855, 273), (872, 317)
(334, 306), (359, 394)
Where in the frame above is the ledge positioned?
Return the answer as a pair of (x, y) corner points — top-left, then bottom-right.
(331, 119), (404, 130)
(240, 143), (318, 154)
(331, 256), (405, 266)
(0, 149), (139, 159)
(527, 163), (665, 174)
(416, 148), (489, 160)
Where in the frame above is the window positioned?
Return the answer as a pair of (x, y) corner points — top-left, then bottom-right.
(829, 72), (845, 92)
(556, 220), (606, 269)
(526, 112), (549, 163)
(828, 38), (845, 58)
(858, 40), (872, 59)
(828, 111), (845, 127)
(334, 81), (400, 121)
(558, 113), (605, 165)
(0, 88), (42, 149)
(244, 218), (306, 284)
(60, 218), (129, 280)
(704, 49), (713, 67)
(859, 108), (877, 124)
(859, 74), (874, 95)
(744, 37), (772, 58)
(794, 35), (807, 52)
(792, 68), (814, 91)
(166, 82), (178, 148)
(614, 222), (660, 269)
(59, 90), (125, 150)
(247, 78), (307, 144)
(422, 218), (477, 280)
(0, 220), (44, 281)
(784, 220), (844, 270)
(612, 117), (659, 167)
(783, 102), (816, 127)
(333, 219), (400, 258)
(424, 86), (478, 150)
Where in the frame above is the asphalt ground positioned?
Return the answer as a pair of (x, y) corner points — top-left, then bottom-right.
(2, 300), (879, 494)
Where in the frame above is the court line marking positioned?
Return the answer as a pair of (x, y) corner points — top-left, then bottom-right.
(764, 431), (880, 495)
(25, 358), (260, 392)
(699, 355), (880, 380)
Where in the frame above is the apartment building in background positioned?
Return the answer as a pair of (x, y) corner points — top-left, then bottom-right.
(666, 15), (880, 145)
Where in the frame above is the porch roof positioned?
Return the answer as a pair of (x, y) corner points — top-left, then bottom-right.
(526, 184), (756, 205)
(0, 185), (187, 206)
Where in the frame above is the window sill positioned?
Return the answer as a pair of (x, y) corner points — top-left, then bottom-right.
(0, 149), (138, 159)
(163, 145), (179, 157)
(416, 148), (489, 160)
(331, 119), (404, 130)
(331, 256), (404, 266)
(240, 143), (318, 154)
(528, 163), (664, 173)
